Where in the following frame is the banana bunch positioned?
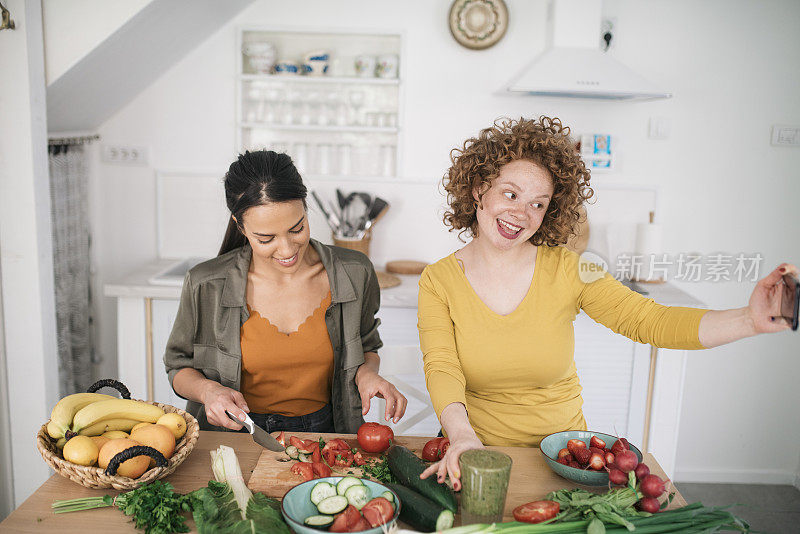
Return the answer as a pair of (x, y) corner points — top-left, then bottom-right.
(70, 399), (164, 434)
(47, 392), (116, 439)
(47, 393), (165, 439)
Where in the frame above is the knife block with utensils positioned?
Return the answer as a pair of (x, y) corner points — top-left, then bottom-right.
(332, 232), (371, 257)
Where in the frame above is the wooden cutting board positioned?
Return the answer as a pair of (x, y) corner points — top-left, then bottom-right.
(247, 432), (430, 497)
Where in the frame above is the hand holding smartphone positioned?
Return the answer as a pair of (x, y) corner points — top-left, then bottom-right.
(780, 273), (799, 331)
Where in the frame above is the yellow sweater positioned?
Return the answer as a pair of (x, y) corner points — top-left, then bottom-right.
(417, 245), (708, 447)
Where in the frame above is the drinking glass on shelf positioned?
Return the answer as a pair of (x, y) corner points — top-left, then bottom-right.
(348, 89), (365, 125)
(299, 102), (312, 125)
(292, 142), (309, 174)
(380, 144), (396, 177)
(338, 144), (352, 175)
(317, 144), (333, 175)
(385, 112), (398, 128)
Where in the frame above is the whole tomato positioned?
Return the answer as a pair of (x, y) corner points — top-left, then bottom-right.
(356, 422), (394, 453)
(421, 437), (449, 461)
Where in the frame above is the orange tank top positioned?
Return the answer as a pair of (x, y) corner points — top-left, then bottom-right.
(240, 292), (334, 416)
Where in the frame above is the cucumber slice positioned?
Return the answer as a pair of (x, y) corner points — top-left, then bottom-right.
(285, 445), (299, 459)
(316, 495), (348, 515)
(336, 476), (364, 496)
(380, 490), (395, 503)
(297, 447), (312, 454)
(304, 515), (334, 528)
(310, 481), (337, 506)
(344, 484), (371, 510)
(298, 452), (310, 463)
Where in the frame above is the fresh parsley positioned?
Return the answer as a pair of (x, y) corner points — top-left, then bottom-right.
(360, 455), (397, 484)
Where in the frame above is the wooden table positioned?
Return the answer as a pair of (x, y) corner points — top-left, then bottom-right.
(1, 431), (686, 532)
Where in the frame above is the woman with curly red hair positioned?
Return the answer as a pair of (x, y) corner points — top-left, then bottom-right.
(417, 116), (797, 489)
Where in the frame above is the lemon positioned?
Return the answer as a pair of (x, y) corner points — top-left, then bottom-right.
(156, 413), (187, 439)
(63, 435), (99, 466)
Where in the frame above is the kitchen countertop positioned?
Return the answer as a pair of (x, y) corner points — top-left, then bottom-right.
(1, 431), (686, 532)
(105, 259), (705, 309)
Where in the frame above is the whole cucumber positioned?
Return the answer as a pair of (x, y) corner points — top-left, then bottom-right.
(386, 483), (455, 532)
(386, 445), (458, 512)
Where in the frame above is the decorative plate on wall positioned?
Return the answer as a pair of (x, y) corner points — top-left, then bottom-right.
(448, 0), (509, 50)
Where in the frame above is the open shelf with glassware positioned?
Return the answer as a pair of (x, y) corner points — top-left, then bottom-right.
(236, 28), (403, 179)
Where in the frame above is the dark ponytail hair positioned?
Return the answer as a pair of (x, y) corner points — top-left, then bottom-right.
(218, 150), (307, 256)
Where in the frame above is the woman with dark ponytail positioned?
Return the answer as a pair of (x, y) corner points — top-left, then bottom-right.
(164, 150), (407, 433)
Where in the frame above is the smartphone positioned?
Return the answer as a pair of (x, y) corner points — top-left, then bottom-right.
(780, 273), (800, 331)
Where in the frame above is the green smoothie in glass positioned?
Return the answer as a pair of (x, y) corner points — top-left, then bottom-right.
(459, 449), (513, 524)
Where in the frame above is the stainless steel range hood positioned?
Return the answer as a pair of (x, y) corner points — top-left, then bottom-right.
(507, 0), (671, 101)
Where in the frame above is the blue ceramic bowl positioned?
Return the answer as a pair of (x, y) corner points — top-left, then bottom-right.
(281, 477), (400, 534)
(539, 430), (643, 486)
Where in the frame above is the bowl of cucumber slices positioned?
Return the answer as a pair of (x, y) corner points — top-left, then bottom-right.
(281, 476), (400, 533)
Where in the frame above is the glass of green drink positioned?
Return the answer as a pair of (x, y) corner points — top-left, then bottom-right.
(459, 449), (513, 524)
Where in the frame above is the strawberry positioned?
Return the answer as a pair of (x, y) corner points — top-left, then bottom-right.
(590, 435), (606, 449)
(567, 439), (587, 457)
(573, 447), (592, 465)
(557, 448), (570, 459)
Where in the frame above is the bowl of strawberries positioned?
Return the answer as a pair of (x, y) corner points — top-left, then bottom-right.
(539, 430), (643, 486)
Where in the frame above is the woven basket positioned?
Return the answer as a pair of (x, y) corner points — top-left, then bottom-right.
(36, 400), (200, 490)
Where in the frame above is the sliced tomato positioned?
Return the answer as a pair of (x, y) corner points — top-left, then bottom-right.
(334, 450), (354, 467)
(348, 517), (372, 532)
(353, 451), (367, 466)
(323, 438), (350, 451)
(329, 513), (350, 533)
(311, 461), (331, 478)
(323, 449), (338, 466)
(362, 497), (394, 527)
(275, 431), (286, 447)
(307, 442), (322, 463)
(512, 500), (560, 524)
(289, 436), (306, 450)
(289, 461), (315, 481)
(422, 437), (443, 461)
(339, 505), (361, 528)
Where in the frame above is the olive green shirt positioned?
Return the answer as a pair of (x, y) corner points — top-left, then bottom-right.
(163, 239), (383, 433)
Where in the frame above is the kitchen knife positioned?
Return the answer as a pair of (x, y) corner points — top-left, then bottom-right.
(225, 410), (285, 452)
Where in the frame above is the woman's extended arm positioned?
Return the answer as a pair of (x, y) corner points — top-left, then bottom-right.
(699, 263), (798, 348)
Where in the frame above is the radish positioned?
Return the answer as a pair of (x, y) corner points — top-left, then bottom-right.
(590, 435), (606, 449)
(640, 474), (666, 498)
(557, 448), (570, 459)
(610, 438), (630, 455)
(615, 450), (638, 473)
(573, 447), (592, 465)
(638, 496), (660, 513)
(588, 452), (605, 471)
(634, 462), (650, 481)
(608, 467), (627, 485)
(605, 452), (615, 466)
(589, 446), (604, 456)
(567, 439), (586, 456)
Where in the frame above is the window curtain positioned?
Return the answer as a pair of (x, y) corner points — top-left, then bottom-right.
(48, 142), (93, 395)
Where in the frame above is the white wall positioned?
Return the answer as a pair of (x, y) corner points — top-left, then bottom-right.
(42, 0), (152, 84)
(0, 0), (61, 509)
(89, 0), (800, 484)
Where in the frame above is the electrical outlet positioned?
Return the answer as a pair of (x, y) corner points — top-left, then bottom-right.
(101, 144), (149, 165)
(771, 125), (800, 147)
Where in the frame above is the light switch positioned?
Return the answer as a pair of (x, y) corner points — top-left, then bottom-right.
(771, 125), (800, 147)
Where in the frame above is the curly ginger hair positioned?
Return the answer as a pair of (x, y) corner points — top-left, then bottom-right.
(442, 116), (594, 246)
